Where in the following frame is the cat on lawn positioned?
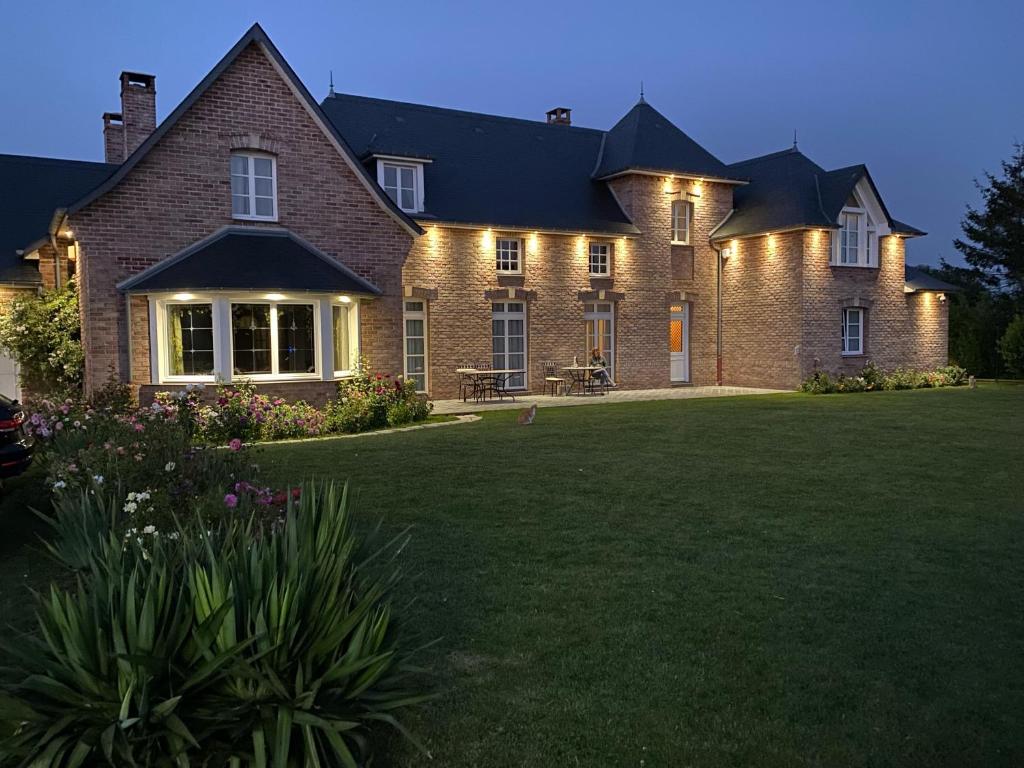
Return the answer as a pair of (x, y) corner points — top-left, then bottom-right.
(517, 403), (537, 425)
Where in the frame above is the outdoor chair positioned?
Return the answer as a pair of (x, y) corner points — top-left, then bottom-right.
(543, 361), (567, 396)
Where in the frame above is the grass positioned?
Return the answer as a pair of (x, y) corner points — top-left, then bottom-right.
(2, 385), (1022, 766)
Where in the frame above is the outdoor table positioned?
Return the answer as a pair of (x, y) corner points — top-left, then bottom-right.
(455, 368), (526, 403)
(561, 366), (605, 396)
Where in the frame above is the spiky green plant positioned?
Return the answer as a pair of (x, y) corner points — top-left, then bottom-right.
(0, 482), (431, 767)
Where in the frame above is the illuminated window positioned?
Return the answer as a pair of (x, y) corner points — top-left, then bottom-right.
(842, 307), (863, 355)
(492, 302), (527, 388)
(231, 301), (316, 376)
(671, 200), (692, 244)
(332, 303), (358, 376)
(403, 301), (428, 392)
(165, 303), (214, 378)
(588, 243), (612, 276)
(231, 153), (277, 220)
(496, 238), (522, 273)
(584, 302), (615, 377)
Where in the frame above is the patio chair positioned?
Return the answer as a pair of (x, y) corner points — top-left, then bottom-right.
(457, 363), (479, 402)
(543, 361), (567, 396)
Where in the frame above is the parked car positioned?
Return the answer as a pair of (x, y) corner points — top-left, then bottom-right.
(0, 396), (34, 479)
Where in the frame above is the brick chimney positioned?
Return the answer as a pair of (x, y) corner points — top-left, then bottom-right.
(546, 107), (571, 126)
(102, 112), (125, 164)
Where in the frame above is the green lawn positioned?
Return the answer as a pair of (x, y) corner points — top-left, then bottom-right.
(3, 386), (1023, 766)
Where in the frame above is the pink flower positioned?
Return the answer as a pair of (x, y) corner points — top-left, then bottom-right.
(224, 493), (238, 508)
(229, 438), (242, 452)
(134, 423), (145, 432)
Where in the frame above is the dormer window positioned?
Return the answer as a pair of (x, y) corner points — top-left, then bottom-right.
(231, 153), (277, 220)
(831, 189), (884, 268)
(375, 157), (426, 213)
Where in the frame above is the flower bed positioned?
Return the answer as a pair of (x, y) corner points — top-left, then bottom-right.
(800, 362), (968, 394)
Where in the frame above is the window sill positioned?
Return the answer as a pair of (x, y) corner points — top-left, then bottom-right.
(496, 270), (523, 276)
(589, 273), (612, 279)
(671, 241), (690, 247)
(162, 376), (216, 384)
(830, 262), (877, 270)
(841, 352), (865, 358)
(233, 214), (278, 223)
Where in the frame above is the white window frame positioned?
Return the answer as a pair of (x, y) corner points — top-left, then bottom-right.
(403, 300), (428, 393)
(671, 199), (693, 245)
(331, 300), (360, 378)
(150, 293), (365, 385)
(495, 237), (523, 274)
(230, 152), (278, 221)
(842, 307), (864, 356)
(584, 302), (615, 378)
(376, 159), (425, 213)
(491, 301), (527, 390)
(830, 182), (890, 268)
(588, 242), (612, 277)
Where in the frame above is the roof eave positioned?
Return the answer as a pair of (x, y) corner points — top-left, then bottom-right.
(413, 217), (642, 238)
(595, 167), (749, 186)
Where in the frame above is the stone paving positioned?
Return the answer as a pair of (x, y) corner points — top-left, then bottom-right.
(430, 385), (788, 414)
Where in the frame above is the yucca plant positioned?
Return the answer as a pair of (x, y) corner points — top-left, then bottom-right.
(1, 481), (432, 767)
(190, 481), (432, 767)
(0, 530), (240, 767)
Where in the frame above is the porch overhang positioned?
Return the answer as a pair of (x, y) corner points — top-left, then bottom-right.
(117, 227), (381, 296)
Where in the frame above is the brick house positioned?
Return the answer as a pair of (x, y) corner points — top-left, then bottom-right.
(0, 24), (954, 403)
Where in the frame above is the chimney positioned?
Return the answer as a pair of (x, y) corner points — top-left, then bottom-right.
(119, 71), (156, 158)
(546, 107), (571, 126)
(102, 112), (125, 164)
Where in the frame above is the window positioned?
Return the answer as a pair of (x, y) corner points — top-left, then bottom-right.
(584, 302), (615, 377)
(166, 303), (214, 378)
(231, 153), (277, 220)
(404, 301), (428, 392)
(332, 303), (358, 376)
(492, 302), (527, 389)
(496, 238), (522, 273)
(842, 307), (863, 355)
(379, 162), (420, 212)
(231, 301), (316, 377)
(832, 191), (880, 267)
(588, 243), (612, 276)
(671, 200), (692, 245)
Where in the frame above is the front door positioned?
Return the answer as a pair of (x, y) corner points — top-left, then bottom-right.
(669, 305), (689, 382)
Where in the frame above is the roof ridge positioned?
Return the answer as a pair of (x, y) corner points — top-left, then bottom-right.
(327, 92), (605, 134)
(728, 147), (800, 167)
(0, 153), (117, 169)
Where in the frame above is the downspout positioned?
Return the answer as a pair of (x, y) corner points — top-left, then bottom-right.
(712, 242), (724, 385)
(48, 210), (69, 291)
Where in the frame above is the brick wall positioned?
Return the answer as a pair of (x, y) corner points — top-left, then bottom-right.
(68, 42), (412, 396)
(401, 176), (733, 399)
(137, 379), (337, 407)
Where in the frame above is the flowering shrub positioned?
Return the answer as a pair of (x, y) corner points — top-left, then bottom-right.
(801, 363), (968, 394)
(0, 280), (84, 396)
(326, 363), (432, 433)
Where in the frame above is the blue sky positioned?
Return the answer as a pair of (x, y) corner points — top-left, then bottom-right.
(2, 0), (1021, 266)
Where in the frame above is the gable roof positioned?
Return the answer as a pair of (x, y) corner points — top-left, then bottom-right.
(0, 154), (117, 284)
(711, 148), (924, 241)
(118, 227), (381, 294)
(66, 24), (421, 237)
(592, 100), (742, 183)
(321, 94), (641, 236)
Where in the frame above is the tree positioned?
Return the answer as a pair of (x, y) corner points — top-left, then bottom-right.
(998, 315), (1024, 377)
(0, 281), (84, 397)
(954, 143), (1024, 298)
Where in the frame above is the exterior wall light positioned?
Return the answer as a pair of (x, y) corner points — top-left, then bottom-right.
(172, 293), (195, 301)
(338, 295), (352, 303)
(264, 293), (286, 301)
(937, 293), (946, 302)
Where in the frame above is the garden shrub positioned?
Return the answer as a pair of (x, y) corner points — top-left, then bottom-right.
(998, 315), (1024, 377)
(0, 280), (84, 397)
(330, 364), (433, 433)
(0, 481), (430, 767)
(800, 363), (969, 394)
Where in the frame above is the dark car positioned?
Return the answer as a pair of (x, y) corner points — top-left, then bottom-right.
(0, 395), (34, 479)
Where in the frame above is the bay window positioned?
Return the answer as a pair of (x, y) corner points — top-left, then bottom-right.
(153, 293), (360, 384)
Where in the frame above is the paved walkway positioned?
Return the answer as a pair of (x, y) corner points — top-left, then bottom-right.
(431, 385), (787, 414)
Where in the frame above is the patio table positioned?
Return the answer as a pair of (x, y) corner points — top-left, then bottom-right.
(561, 366), (606, 396)
(455, 368), (526, 403)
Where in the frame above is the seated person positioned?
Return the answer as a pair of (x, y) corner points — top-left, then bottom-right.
(589, 347), (616, 387)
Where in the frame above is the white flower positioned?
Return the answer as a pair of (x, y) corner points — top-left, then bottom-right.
(142, 525), (157, 535)
(123, 501), (138, 514)
(52, 480), (67, 490)
(93, 475), (104, 484)
(165, 462), (176, 472)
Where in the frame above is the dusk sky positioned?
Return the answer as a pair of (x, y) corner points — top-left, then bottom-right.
(3, 0), (1021, 267)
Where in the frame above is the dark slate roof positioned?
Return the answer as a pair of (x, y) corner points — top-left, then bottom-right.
(67, 24), (421, 237)
(0, 154), (116, 283)
(118, 227), (381, 294)
(593, 100), (740, 182)
(321, 94), (641, 236)
(905, 265), (959, 293)
(711, 148), (924, 241)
